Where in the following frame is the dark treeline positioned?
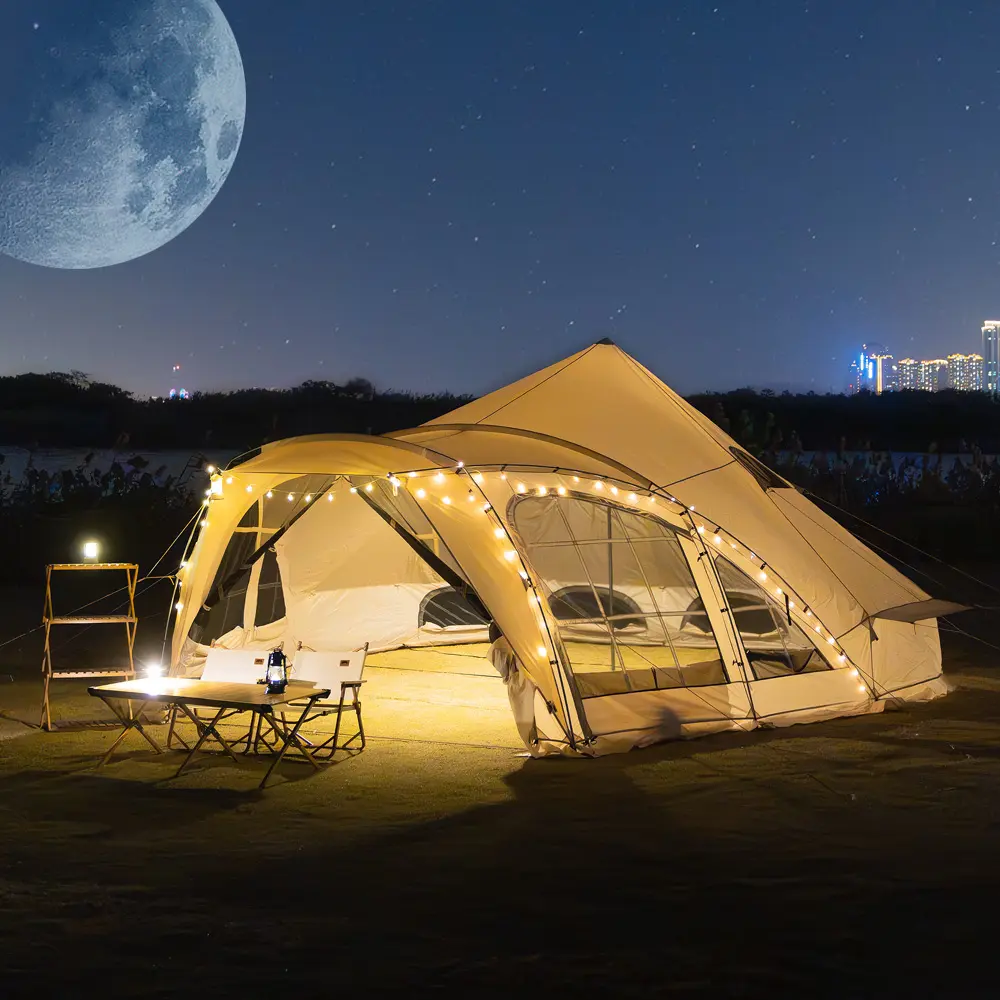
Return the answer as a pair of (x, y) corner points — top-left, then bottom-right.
(4, 370), (1000, 453)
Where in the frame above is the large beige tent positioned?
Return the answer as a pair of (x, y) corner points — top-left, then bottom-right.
(172, 341), (956, 755)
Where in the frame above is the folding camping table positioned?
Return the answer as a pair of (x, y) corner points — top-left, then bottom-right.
(88, 678), (331, 789)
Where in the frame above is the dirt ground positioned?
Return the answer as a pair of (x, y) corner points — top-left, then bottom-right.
(2, 586), (1000, 997)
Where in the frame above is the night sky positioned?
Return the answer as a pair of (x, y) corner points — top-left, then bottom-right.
(2, 1), (1000, 398)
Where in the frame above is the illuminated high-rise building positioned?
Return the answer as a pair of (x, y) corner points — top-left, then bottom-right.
(897, 358), (920, 390)
(947, 353), (984, 391)
(917, 359), (948, 391)
(983, 321), (1000, 393)
(847, 343), (894, 393)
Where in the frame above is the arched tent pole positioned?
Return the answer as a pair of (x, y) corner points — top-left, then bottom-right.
(682, 507), (759, 727)
(391, 423), (655, 491)
(457, 468), (586, 749)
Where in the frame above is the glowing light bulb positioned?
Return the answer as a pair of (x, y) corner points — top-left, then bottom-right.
(730, 541), (737, 549)
(537, 486), (547, 496)
(434, 472), (446, 484)
(179, 561), (187, 569)
(266, 491), (273, 499)
(349, 487), (358, 494)
(696, 525), (705, 534)
(416, 488), (426, 499)
(628, 493), (638, 503)
(805, 609), (812, 617)
(226, 477), (233, 485)
(610, 486), (619, 496)
(466, 493), (476, 502)
(503, 550), (517, 562)
(82, 540), (100, 560)
(688, 505), (695, 511)
(473, 472), (484, 484)
(827, 636), (835, 645)
(202, 498), (210, 507)
(442, 496), (452, 505)
(775, 587), (782, 596)
(759, 571), (767, 581)
(858, 685), (867, 693)
(304, 494), (312, 503)
(789, 600), (795, 609)
(205, 489), (212, 497)
(518, 570), (529, 581)
(327, 493), (334, 502)
(365, 483), (373, 493)
(407, 471), (418, 479)
(287, 493), (294, 502)
(838, 654), (847, 663)
(175, 602), (184, 612)
(245, 485), (253, 493)
(536, 646), (547, 658)
(648, 496), (656, 505)
(850, 668), (858, 677)
(389, 477), (401, 488)
(594, 481), (604, 491)
(516, 483), (526, 494)
(200, 520), (209, 528)
(456, 461), (464, 469)
(572, 476), (580, 483)
(557, 486), (567, 496)
(206, 465), (215, 474)
(713, 535), (722, 545)
(750, 553), (756, 560)
(500, 473), (507, 481)
(815, 624), (821, 633)
(494, 527), (505, 539)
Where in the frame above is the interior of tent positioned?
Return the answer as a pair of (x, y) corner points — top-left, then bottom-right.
(171, 343), (952, 757)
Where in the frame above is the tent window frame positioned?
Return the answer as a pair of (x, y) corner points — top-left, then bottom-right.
(510, 493), (731, 696)
(418, 586), (489, 629)
(710, 553), (831, 681)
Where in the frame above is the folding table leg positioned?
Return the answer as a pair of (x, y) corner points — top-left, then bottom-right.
(173, 706), (241, 776)
(260, 701), (324, 789)
(96, 698), (164, 767)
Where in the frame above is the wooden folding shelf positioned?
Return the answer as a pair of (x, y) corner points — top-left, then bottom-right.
(40, 563), (139, 732)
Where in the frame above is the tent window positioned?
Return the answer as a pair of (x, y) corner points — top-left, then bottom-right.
(254, 547), (286, 627)
(419, 587), (488, 628)
(512, 495), (727, 697)
(191, 532), (258, 645)
(549, 587), (643, 631)
(713, 556), (828, 679)
(730, 447), (789, 491)
(237, 502), (259, 529)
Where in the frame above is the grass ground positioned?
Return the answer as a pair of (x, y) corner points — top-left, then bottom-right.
(1, 591), (1000, 996)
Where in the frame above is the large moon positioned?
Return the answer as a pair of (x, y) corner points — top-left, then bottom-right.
(0, 0), (246, 269)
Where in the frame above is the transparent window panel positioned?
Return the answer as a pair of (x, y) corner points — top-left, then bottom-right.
(237, 501), (260, 529)
(261, 475), (332, 529)
(714, 556), (829, 680)
(254, 545), (285, 628)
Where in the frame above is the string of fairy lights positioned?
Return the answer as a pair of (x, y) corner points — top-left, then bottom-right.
(184, 462), (872, 698)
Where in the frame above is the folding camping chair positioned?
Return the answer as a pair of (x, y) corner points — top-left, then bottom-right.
(270, 644), (368, 758)
(166, 647), (271, 751)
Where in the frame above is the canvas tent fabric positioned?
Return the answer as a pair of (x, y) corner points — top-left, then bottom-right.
(172, 343), (949, 757)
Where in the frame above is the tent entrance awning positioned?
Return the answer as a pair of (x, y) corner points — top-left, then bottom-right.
(869, 599), (971, 623)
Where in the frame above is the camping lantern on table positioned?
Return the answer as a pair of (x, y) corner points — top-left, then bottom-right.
(265, 648), (288, 694)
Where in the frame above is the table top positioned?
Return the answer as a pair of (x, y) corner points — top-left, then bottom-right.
(88, 678), (330, 710)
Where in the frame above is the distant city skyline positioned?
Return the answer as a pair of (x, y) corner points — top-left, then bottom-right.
(846, 320), (993, 394)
